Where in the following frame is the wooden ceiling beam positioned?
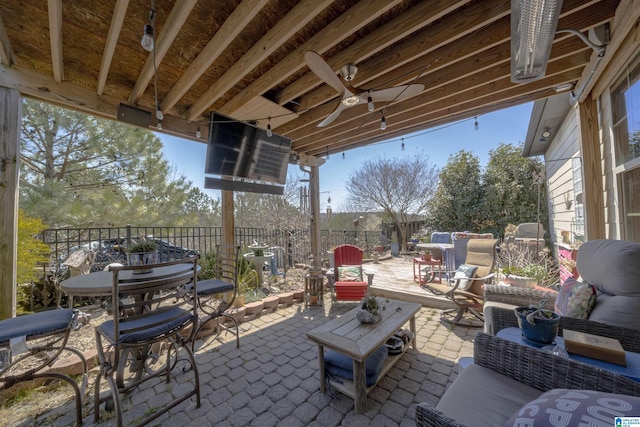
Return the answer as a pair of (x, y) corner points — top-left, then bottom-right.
(288, 37), (589, 143)
(128, 0), (198, 105)
(187, 0), (334, 121)
(47, 0), (63, 83)
(0, 13), (15, 66)
(97, 0), (129, 95)
(278, 0), (616, 138)
(160, 0), (269, 114)
(219, 0), (409, 118)
(272, 0), (474, 107)
(296, 66), (585, 155)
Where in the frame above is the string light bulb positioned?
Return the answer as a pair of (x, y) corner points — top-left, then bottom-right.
(141, 1), (156, 52)
(474, 116), (479, 131)
(157, 120), (162, 130)
(196, 125), (201, 138)
(380, 112), (387, 130)
(367, 92), (374, 112)
(141, 24), (154, 51)
(401, 138), (405, 151)
(267, 117), (272, 137)
(342, 152), (345, 160)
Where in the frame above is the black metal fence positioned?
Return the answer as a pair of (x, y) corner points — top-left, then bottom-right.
(41, 225), (385, 272)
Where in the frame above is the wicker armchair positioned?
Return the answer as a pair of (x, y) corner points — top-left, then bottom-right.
(416, 333), (640, 427)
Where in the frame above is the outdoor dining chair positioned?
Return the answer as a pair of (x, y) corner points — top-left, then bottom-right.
(93, 256), (200, 427)
(328, 244), (374, 301)
(190, 244), (241, 349)
(0, 309), (88, 426)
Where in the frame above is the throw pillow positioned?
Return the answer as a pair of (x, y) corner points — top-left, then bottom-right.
(337, 266), (361, 282)
(505, 389), (640, 427)
(554, 277), (596, 319)
(453, 264), (478, 290)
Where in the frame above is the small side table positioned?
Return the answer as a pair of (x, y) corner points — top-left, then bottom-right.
(413, 257), (442, 284)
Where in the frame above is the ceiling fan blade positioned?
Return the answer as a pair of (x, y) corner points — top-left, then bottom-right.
(370, 84), (424, 102)
(317, 102), (347, 127)
(305, 50), (349, 95)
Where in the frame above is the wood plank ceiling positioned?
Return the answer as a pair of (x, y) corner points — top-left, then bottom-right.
(0, 0), (620, 159)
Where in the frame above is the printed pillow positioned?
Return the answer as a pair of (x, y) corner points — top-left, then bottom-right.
(453, 264), (478, 291)
(505, 389), (640, 427)
(337, 266), (361, 282)
(554, 277), (597, 319)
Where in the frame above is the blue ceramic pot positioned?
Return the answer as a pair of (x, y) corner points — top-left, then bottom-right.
(515, 306), (561, 345)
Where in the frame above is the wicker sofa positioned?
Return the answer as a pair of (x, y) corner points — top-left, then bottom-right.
(415, 332), (640, 427)
(483, 239), (640, 335)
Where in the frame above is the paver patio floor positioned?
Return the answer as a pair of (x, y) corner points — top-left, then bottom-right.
(8, 255), (478, 426)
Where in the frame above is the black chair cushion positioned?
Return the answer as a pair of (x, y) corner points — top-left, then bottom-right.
(0, 309), (74, 343)
(195, 278), (235, 296)
(97, 307), (193, 344)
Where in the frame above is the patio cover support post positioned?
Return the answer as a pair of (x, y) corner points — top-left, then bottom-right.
(0, 86), (20, 319)
(578, 93), (605, 240)
(222, 189), (235, 246)
(309, 164), (321, 269)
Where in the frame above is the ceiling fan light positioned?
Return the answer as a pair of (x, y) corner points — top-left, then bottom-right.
(342, 95), (360, 107)
(510, 0), (563, 83)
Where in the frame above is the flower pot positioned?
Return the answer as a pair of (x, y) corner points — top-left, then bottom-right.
(515, 306), (561, 345)
(503, 274), (537, 288)
(233, 295), (245, 308)
(421, 253), (431, 261)
(309, 295), (319, 305)
(390, 242), (399, 256)
(126, 250), (159, 274)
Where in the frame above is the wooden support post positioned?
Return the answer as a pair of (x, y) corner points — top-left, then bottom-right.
(222, 189), (235, 246)
(0, 87), (20, 319)
(578, 94), (605, 240)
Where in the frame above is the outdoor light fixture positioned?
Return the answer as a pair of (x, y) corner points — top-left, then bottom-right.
(541, 129), (552, 138)
(474, 116), (479, 131)
(380, 112), (387, 130)
(510, 0), (563, 83)
(141, 0), (156, 52)
(196, 125), (201, 138)
(367, 92), (374, 112)
(141, 24), (154, 52)
(267, 117), (273, 137)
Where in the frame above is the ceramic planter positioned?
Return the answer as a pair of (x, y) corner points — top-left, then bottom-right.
(515, 306), (561, 345)
(126, 250), (159, 274)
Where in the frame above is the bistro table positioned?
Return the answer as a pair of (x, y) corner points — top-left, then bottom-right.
(60, 261), (200, 388)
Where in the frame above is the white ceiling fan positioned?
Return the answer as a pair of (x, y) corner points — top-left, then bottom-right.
(304, 50), (424, 127)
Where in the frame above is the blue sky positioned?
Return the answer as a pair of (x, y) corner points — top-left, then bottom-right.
(160, 102), (534, 212)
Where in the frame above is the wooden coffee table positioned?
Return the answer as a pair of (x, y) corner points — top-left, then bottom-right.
(307, 298), (421, 413)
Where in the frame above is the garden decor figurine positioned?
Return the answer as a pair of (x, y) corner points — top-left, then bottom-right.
(515, 299), (561, 345)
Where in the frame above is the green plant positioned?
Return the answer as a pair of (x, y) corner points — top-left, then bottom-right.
(237, 256), (259, 296)
(518, 300), (556, 325)
(361, 294), (388, 315)
(127, 240), (158, 253)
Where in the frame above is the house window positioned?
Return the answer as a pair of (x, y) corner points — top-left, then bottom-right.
(611, 57), (640, 166)
(612, 53), (640, 241)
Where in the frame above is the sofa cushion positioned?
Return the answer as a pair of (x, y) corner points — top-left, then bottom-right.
(504, 389), (640, 427)
(576, 240), (640, 330)
(554, 277), (596, 319)
(324, 345), (388, 387)
(435, 363), (542, 426)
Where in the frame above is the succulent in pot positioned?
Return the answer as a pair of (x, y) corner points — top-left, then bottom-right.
(514, 299), (561, 345)
(126, 239), (159, 273)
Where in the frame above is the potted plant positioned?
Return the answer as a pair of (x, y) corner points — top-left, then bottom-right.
(235, 258), (259, 307)
(126, 239), (159, 273)
(514, 300), (561, 345)
(421, 251), (432, 261)
(356, 294), (387, 324)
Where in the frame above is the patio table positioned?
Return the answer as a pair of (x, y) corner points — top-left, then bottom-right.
(416, 243), (455, 277)
(307, 298), (420, 413)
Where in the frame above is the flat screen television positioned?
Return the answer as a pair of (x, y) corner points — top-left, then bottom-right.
(205, 112), (291, 185)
